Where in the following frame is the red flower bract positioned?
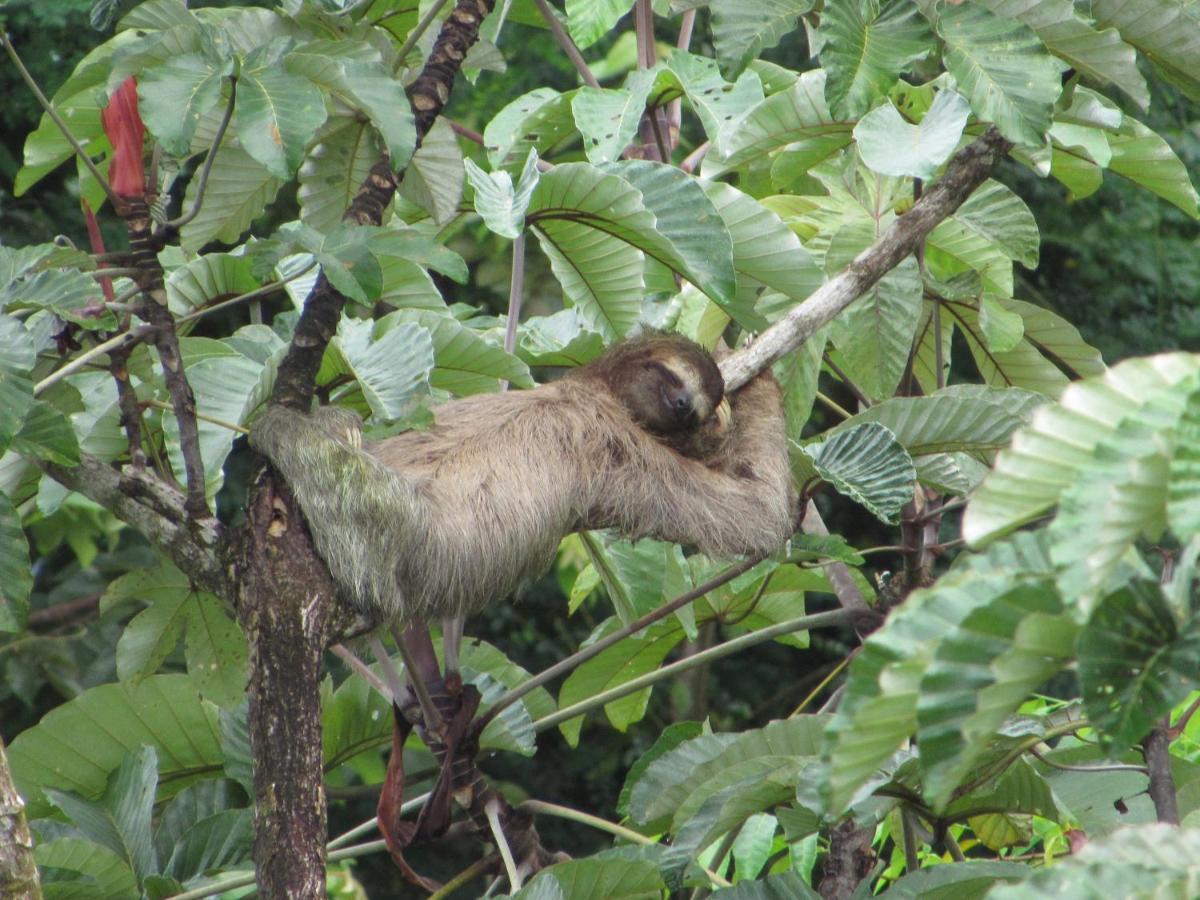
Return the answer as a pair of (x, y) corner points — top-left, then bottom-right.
(101, 76), (145, 198)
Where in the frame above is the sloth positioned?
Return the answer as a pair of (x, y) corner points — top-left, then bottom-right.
(250, 332), (796, 623)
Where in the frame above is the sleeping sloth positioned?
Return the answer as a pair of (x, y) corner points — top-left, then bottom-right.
(250, 332), (796, 623)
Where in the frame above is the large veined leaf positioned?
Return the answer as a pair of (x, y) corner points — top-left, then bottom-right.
(179, 141), (283, 252)
(298, 117), (385, 234)
(0, 490), (32, 632)
(511, 853), (666, 899)
(377, 309), (533, 395)
(709, 871), (821, 899)
(466, 150), (540, 240)
(137, 52), (232, 156)
(873, 860), (1030, 898)
(599, 160), (737, 308)
(1078, 580), (1200, 749)
(989, 824), (1200, 898)
(164, 252), (260, 316)
(484, 87), (578, 170)
(332, 318), (434, 420)
(917, 582), (1074, 808)
(819, 0), (933, 119)
(1169, 390), (1200, 536)
(517, 309), (607, 367)
(666, 51), (766, 146)
(571, 84), (650, 165)
(936, 3), (1067, 146)
(233, 62), (326, 180)
(963, 354), (1200, 545)
(801, 422), (916, 525)
(630, 718), (826, 831)
(825, 222), (923, 400)
(165, 334), (280, 499)
(528, 163), (662, 337)
(981, 0), (1147, 110)
(565, 0), (632, 50)
(286, 41), (416, 167)
(703, 70), (852, 177)
(46, 746), (158, 884)
(823, 532), (1055, 812)
(701, 182), (823, 317)
(34, 838), (138, 900)
(0, 267), (112, 331)
(833, 384), (1044, 458)
(926, 180), (1041, 295)
(1107, 114), (1200, 216)
(556, 619), (683, 745)
(710, 0), (815, 78)
(1092, 0), (1200, 102)
(0, 313), (36, 456)
(9, 674), (224, 817)
(399, 118), (464, 225)
(855, 90), (970, 180)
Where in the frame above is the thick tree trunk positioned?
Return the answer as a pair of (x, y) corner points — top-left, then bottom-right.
(237, 476), (348, 897)
(0, 737), (40, 900)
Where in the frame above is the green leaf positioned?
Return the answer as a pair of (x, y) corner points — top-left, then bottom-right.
(484, 87), (577, 170)
(667, 52), (766, 146)
(571, 84), (649, 165)
(161, 808), (252, 882)
(299, 118), (384, 234)
(978, 292), (1025, 352)
(927, 179), (1041, 293)
(377, 309), (533, 394)
(0, 267), (111, 331)
(709, 871), (820, 899)
(823, 533), (1055, 812)
(855, 90), (970, 179)
(0, 490), (32, 632)
(557, 619), (684, 744)
(46, 746), (157, 884)
(981, 0), (1147, 110)
(703, 70), (853, 177)
(465, 150), (540, 239)
(835, 384), (1044, 457)
(234, 65), (327, 179)
(826, 225), (923, 400)
(1079, 580), (1200, 749)
(0, 313), (36, 456)
(512, 855), (665, 900)
(517, 309), (607, 366)
(1107, 114), (1200, 217)
(710, 0), (815, 78)
(1169, 391), (1200, 536)
(820, 0), (933, 119)
(963, 354), (1200, 546)
(179, 142), (283, 252)
(565, 0), (633, 50)
(599, 160), (738, 309)
(110, 566), (191, 683)
(34, 838), (138, 900)
(918, 582), (1074, 808)
(138, 53), (231, 155)
(153, 779), (244, 870)
(334, 318), (434, 420)
(399, 118), (464, 225)
(878, 860), (1030, 898)
(9, 675), (223, 818)
(701, 182), (823, 318)
(802, 422), (915, 525)
(1093, 0), (1200, 102)
(937, 3), (1066, 146)
(164, 252), (260, 316)
(528, 164), (650, 338)
(185, 595), (248, 709)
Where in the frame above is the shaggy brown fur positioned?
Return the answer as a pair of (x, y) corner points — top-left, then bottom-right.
(250, 334), (795, 623)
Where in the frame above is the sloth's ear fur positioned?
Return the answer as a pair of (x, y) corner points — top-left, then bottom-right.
(250, 334), (795, 624)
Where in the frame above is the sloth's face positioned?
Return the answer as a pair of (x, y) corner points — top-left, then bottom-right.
(631, 359), (730, 437)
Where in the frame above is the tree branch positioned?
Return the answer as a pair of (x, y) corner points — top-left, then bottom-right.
(41, 453), (226, 596)
(719, 128), (1013, 391)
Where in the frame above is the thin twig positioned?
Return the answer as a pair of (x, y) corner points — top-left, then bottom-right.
(1028, 748), (1146, 775)
(395, 0), (455, 71)
(176, 263), (317, 325)
(477, 557), (762, 729)
(167, 78), (237, 229)
(532, 0), (600, 88)
(0, 31), (121, 209)
(1169, 693), (1200, 739)
(142, 398), (248, 435)
(34, 328), (150, 397)
(680, 141), (709, 174)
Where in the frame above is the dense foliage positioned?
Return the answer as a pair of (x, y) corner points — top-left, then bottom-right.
(3, 0), (1200, 898)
